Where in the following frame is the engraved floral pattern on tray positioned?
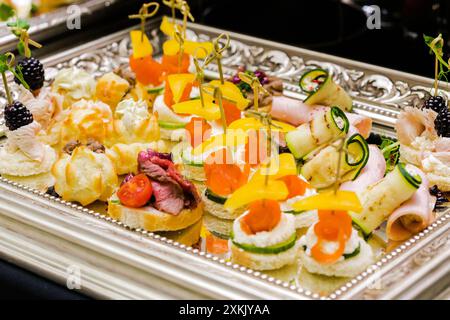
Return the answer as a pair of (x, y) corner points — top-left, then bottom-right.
(0, 20), (449, 300)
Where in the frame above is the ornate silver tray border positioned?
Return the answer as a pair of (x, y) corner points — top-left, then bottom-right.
(0, 0), (117, 52)
(0, 18), (448, 299)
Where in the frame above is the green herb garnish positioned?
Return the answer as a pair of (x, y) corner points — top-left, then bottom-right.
(380, 137), (400, 174)
(424, 34), (450, 95)
(0, 3), (14, 21)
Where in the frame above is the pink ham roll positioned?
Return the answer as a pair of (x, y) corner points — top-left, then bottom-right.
(345, 113), (372, 139)
(340, 145), (386, 192)
(271, 96), (372, 138)
(386, 169), (436, 242)
(270, 96), (324, 126)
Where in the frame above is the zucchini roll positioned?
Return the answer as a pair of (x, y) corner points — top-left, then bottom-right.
(286, 106), (349, 159)
(351, 163), (422, 236)
(300, 133), (370, 189)
(300, 69), (353, 111)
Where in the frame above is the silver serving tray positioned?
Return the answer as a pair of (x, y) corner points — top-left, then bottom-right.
(0, 0), (117, 52)
(0, 17), (449, 300)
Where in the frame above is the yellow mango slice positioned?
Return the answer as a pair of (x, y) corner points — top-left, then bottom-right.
(206, 80), (249, 110)
(163, 39), (213, 59)
(292, 190), (363, 213)
(252, 153), (298, 182)
(192, 131), (248, 156)
(224, 180), (288, 212)
(130, 30), (153, 59)
(172, 98), (221, 121)
(167, 73), (196, 103)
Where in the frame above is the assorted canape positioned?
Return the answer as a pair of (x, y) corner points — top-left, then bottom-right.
(0, 3), (447, 281)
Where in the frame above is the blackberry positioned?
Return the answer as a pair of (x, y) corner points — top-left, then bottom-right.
(430, 185), (449, 207)
(4, 101), (34, 131)
(422, 95), (447, 113)
(435, 108), (450, 137)
(14, 57), (45, 91)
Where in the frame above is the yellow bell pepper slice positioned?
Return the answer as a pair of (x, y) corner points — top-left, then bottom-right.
(224, 179), (288, 212)
(172, 98), (221, 121)
(225, 181), (289, 211)
(292, 190), (363, 213)
(163, 39), (213, 59)
(192, 131), (248, 156)
(167, 73), (196, 103)
(205, 80), (249, 110)
(228, 118), (296, 133)
(251, 153), (298, 182)
(130, 31), (153, 59)
(160, 16), (175, 37)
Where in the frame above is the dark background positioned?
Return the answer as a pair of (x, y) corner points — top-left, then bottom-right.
(1, 0), (449, 299)
(37, 0), (450, 79)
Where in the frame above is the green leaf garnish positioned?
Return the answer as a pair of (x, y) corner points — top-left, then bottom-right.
(0, 54), (10, 73)
(0, 3), (14, 21)
(31, 3), (39, 15)
(12, 65), (30, 90)
(7, 18), (30, 36)
(380, 137), (400, 174)
(424, 34), (450, 94)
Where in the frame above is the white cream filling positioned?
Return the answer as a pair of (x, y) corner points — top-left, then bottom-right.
(153, 95), (193, 124)
(300, 224), (361, 262)
(233, 213), (295, 248)
(52, 68), (96, 100)
(115, 99), (149, 132)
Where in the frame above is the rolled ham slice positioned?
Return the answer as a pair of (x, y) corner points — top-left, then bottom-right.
(386, 169), (436, 242)
(270, 96), (324, 126)
(340, 145), (386, 193)
(271, 96), (372, 138)
(345, 113), (372, 139)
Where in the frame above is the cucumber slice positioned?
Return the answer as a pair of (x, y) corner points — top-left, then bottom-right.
(302, 69), (353, 111)
(205, 189), (228, 205)
(343, 243), (361, 259)
(158, 121), (187, 130)
(181, 149), (204, 167)
(283, 210), (306, 215)
(350, 163), (421, 235)
(147, 86), (164, 94)
(286, 107), (349, 159)
(231, 233), (297, 254)
(299, 69), (328, 94)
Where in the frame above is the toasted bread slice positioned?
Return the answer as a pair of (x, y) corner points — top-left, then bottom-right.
(108, 193), (203, 232)
(158, 218), (203, 247)
(231, 241), (301, 271)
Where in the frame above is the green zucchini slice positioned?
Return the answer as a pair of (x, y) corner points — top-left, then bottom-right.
(299, 69), (328, 94)
(231, 233), (297, 254)
(350, 163), (421, 235)
(300, 133), (369, 189)
(341, 133), (370, 181)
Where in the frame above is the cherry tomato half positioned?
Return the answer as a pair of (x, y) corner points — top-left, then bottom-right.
(117, 174), (153, 208)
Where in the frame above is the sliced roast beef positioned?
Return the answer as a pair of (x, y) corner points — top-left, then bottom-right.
(139, 159), (171, 182)
(138, 149), (200, 214)
(151, 181), (185, 215)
